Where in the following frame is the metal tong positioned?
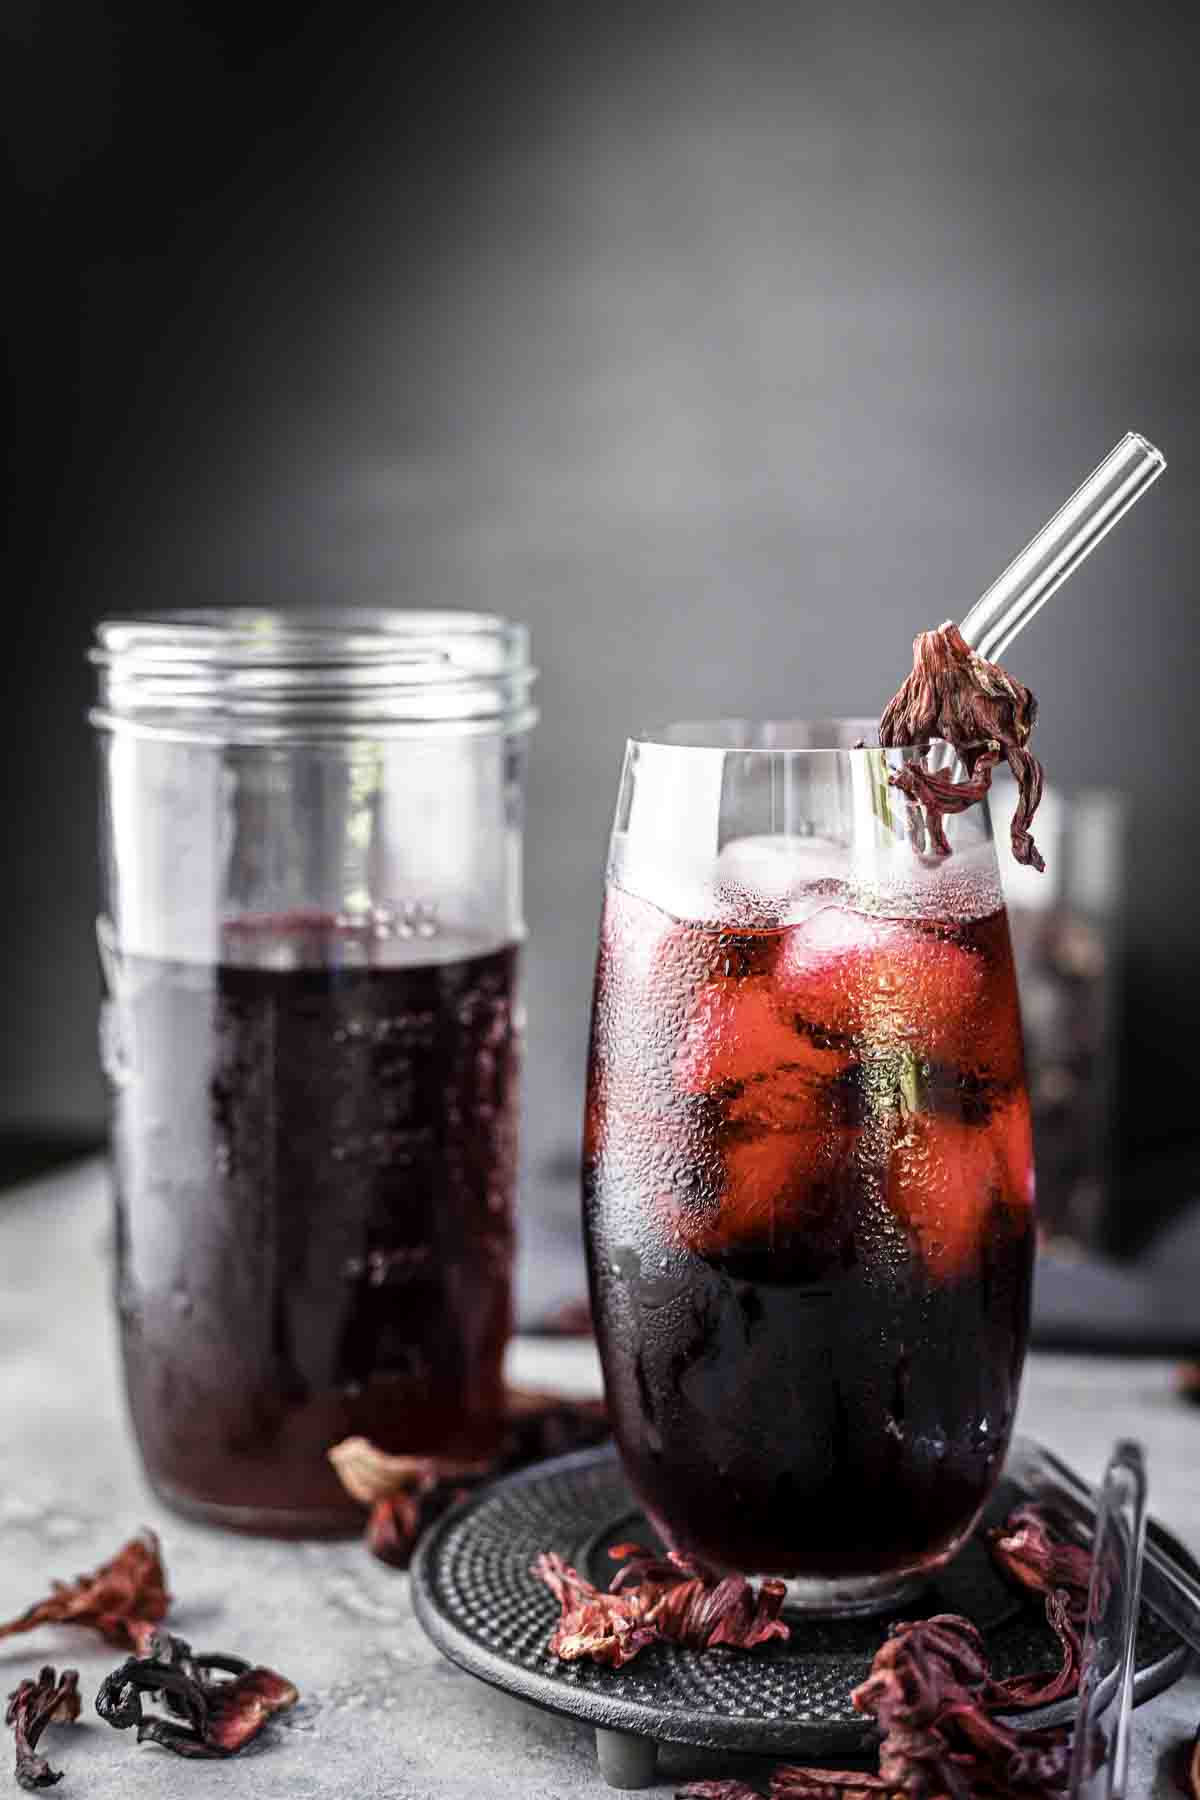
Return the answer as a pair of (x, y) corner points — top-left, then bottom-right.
(1006, 1437), (1200, 1664)
(1060, 1440), (1148, 1800)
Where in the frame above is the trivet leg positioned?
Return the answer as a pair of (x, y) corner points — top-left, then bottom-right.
(594, 1727), (658, 1788)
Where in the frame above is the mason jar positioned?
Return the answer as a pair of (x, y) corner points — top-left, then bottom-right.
(90, 610), (536, 1534)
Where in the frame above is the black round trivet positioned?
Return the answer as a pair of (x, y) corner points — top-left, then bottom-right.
(410, 1439), (1192, 1789)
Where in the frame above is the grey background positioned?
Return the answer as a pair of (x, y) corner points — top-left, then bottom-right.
(4, 0), (1198, 1255)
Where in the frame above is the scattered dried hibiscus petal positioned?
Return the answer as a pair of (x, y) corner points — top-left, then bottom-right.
(676, 1781), (770, 1798)
(0, 1532), (168, 1655)
(95, 1629), (297, 1760)
(879, 619), (1046, 870)
(5, 1665), (80, 1792)
(680, 1605), (1075, 1798)
(609, 1545), (789, 1653)
(988, 1586), (1083, 1711)
(769, 1773), (891, 1798)
(362, 1491), (465, 1570)
(533, 1543), (788, 1668)
(674, 1504), (1098, 1799)
(988, 1505), (1092, 1619)
(1175, 1727), (1200, 1798)
(853, 1612), (1071, 1796)
(326, 1440), (491, 1506)
(678, 1771), (891, 1797)
(329, 1387), (609, 1570)
(532, 1551), (659, 1668)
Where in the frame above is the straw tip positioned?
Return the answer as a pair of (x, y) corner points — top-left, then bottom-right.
(1126, 429), (1167, 473)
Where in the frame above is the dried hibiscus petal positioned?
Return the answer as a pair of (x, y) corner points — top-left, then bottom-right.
(5, 1666), (80, 1792)
(533, 1543), (789, 1668)
(531, 1551), (658, 1668)
(608, 1546), (788, 1653)
(851, 1614), (985, 1797)
(880, 619), (1046, 870)
(95, 1630), (297, 1760)
(329, 1388), (609, 1570)
(770, 1770), (893, 1797)
(367, 1484), (477, 1569)
(1175, 1728), (1200, 1798)
(989, 1505), (1092, 1618)
(326, 1439), (491, 1505)
(989, 1586), (1082, 1710)
(676, 1781), (767, 1798)
(0, 1532), (169, 1653)
(683, 1506), (1096, 1800)
(850, 1611), (1072, 1797)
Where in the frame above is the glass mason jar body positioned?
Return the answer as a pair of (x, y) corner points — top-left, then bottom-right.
(92, 611), (535, 1534)
(583, 721), (1035, 1614)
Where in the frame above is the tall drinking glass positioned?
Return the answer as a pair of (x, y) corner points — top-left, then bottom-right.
(583, 721), (1035, 1614)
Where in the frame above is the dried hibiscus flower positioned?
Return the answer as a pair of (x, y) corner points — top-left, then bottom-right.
(532, 1551), (659, 1668)
(986, 1502), (1094, 1712)
(879, 619), (1045, 870)
(328, 1439), (489, 1569)
(766, 1773), (891, 1797)
(95, 1628), (297, 1759)
(681, 1503), (1099, 1799)
(1175, 1727), (1200, 1798)
(988, 1586), (1083, 1711)
(329, 1387), (609, 1570)
(853, 1612), (1071, 1796)
(609, 1545), (789, 1653)
(676, 1782), (772, 1798)
(5, 1666), (80, 1792)
(533, 1543), (788, 1668)
(988, 1506), (1092, 1619)
(0, 1533), (168, 1654)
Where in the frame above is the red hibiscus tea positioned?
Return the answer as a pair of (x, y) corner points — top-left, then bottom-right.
(111, 917), (518, 1533)
(584, 873), (1034, 1603)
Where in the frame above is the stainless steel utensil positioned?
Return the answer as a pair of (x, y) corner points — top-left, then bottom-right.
(1065, 1440), (1148, 1799)
(1006, 1435), (1200, 1660)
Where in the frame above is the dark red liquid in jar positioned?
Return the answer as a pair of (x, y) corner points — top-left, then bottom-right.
(108, 918), (518, 1533)
(583, 886), (1035, 1580)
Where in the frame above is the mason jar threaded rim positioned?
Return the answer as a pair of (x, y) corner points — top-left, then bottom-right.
(90, 608), (537, 743)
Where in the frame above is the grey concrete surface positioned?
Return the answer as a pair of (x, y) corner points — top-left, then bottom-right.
(2, 1159), (1199, 1797)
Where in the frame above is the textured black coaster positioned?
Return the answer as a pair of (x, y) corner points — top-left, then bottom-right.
(409, 1438), (1191, 1786)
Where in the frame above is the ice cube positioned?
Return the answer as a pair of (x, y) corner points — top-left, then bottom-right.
(714, 835), (850, 928)
(886, 1099), (1033, 1277)
(774, 907), (996, 1066)
(608, 832), (718, 926)
(668, 1115), (856, 1257)
(673, 978), (811, 1093)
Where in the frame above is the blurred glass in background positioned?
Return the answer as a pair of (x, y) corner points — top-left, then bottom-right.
(991, 775), (1125, 1255)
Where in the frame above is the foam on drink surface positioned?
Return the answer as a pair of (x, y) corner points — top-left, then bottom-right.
(611, 829), (1006, 931)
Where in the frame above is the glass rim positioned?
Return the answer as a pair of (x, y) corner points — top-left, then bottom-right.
(91, 607), (529, 670)
(89, 607), (538, 741)
(630, 717), (995, 756)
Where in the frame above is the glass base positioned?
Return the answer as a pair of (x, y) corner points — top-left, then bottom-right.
(148, 1476), (362, 1539)
(774, 1567), (931, 1618)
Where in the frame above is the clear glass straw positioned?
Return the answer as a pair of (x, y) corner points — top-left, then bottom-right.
(959, 432), (1166, 662)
